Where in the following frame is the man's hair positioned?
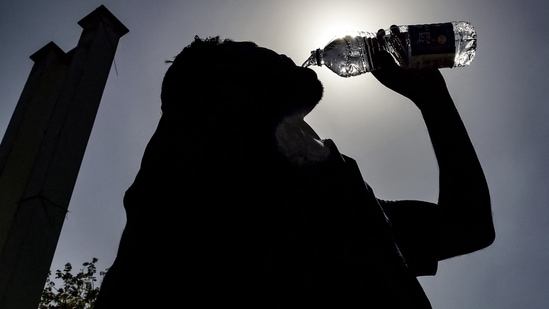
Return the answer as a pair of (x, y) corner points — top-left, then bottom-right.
(160, 35), (258, 115)
(164, 35), (233, 65)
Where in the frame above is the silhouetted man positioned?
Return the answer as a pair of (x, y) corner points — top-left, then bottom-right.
(94, 36), (495, 308)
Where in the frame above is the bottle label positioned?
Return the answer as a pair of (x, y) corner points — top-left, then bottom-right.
(408, 22), (455, 69)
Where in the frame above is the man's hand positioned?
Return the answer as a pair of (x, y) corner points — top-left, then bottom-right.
(371, 49), (495, 260)
(371, 51), (450, 110)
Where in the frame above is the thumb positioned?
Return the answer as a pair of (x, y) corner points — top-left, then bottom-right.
(371, 51), (402, 85)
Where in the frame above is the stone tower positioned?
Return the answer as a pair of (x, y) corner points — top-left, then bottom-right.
(0, 5), (128, 309)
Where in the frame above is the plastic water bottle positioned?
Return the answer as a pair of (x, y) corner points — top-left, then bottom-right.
(302, 21), (477, 77)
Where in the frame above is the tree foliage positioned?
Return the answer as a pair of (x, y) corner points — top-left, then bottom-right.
(39, 258), (108, 309)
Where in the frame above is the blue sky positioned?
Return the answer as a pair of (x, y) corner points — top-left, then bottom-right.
(1, 0), (548, 308)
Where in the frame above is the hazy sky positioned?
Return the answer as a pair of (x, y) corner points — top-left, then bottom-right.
(1, 0), (548, 308)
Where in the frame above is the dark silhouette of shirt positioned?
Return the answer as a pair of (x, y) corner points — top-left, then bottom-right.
(96, 119), (437, 308)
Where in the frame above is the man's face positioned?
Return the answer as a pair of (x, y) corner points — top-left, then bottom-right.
(234, 43), (324, 117)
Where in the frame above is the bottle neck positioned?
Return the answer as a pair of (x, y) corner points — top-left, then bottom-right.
(314, 49), (322, 66)
(301, 49), (322, 68)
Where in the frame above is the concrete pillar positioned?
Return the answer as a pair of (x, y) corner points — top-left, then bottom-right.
(0, 5), (128, 309)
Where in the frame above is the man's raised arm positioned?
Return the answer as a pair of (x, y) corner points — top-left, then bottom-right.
(372, 52), (495, 260)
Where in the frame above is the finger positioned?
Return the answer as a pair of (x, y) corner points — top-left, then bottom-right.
(376, 29), (386, 39)
(389, 25), (400, 35)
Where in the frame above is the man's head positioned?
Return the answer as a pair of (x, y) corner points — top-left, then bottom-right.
(160, 36), (323, 127)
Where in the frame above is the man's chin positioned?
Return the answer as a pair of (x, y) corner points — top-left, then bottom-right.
(303, 79), (324, 114)
(284, 71), (324, 117)
(297, 96), (322, 117)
